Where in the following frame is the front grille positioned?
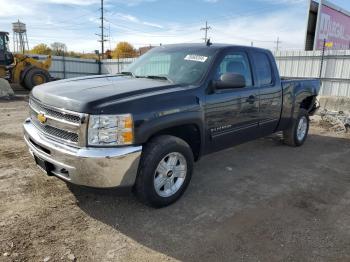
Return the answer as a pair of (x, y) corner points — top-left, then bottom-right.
(30, 98), (81, 124)
(32, 118), (79, 143)
(29, 98), (86, 146)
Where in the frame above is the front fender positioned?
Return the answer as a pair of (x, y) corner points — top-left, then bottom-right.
(134, 109), (204, 145)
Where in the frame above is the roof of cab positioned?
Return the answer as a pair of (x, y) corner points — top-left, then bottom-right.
(158, 43), (269, 52)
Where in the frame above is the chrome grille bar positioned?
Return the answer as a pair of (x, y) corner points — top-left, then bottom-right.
(31, 118), (79, 143)
(29, 97), (88, 147)
(29, 98), (82, 124)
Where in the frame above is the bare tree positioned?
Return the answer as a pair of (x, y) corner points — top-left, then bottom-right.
(50, 42), (67, 56)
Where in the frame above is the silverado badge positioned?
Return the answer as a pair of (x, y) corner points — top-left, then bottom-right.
(37, 113), (47, 124)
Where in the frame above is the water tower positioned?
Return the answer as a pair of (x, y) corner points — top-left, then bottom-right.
(12, 20), (29, 54)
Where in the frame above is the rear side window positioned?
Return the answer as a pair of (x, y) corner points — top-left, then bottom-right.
(253, 52), (273, 86)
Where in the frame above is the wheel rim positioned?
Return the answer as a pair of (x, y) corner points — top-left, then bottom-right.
(153, 152), (187, 198)
(33, 74), (45, 85)
(297, 116), (308, 141)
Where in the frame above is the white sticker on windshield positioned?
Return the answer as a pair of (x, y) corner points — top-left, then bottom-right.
(184, 54), (208, 63)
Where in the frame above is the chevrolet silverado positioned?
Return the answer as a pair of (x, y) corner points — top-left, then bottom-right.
(23, 44), (320, 207)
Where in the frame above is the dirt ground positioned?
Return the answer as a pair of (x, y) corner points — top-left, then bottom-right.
(1, 98), (350, 262)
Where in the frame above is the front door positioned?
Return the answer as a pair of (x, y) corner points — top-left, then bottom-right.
(204, 50), (260, 153)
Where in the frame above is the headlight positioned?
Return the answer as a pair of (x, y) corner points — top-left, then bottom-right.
(88, 114), (133, 146)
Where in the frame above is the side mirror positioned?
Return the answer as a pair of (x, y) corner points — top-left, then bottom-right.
(214, 73), (246, 89)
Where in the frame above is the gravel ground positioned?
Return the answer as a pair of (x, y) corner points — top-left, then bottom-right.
(1, 98), (350, 262)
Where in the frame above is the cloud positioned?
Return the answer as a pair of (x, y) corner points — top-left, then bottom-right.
(108, 7), (307, 51)
(204, 0), (219, 3)
(0, 0), (34, 17)
(115, 13), (140, 23)
(258, 0), (306, 5)
(210, 9), (306, 49)
(142, 21), (163, 28)
(109, 0), (158, 7)
(0, 0), (308, 52)
(112, 12), (163, 29)
(35, 0), (158, 6)
(42, 0), (100, 5)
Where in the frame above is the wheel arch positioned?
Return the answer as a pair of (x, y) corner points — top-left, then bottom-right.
(291, 80), (320, 118)
(136, 113), (204, 161)
(293, 94), (317, 118)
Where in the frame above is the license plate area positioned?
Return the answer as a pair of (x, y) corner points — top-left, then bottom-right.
(34, 155), (54, 175)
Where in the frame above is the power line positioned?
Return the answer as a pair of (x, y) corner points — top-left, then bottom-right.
(200, 21), (211, 43)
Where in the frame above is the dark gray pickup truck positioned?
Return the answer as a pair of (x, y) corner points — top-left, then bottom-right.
(23, 43), (320, 207)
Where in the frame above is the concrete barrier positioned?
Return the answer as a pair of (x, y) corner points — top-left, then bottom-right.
(0, 79), (14, 98)
(318, 96), (350, 113)
(317, 96), (350, 133)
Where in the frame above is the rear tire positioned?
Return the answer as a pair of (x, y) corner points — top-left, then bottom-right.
(283, 108), (309, 147)
(23, 68), (50, 90)
(135, 135), (194, 208)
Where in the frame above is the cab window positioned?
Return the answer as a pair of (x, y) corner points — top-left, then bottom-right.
(214, 52), (253, 87)
(253, 52), (273, 86)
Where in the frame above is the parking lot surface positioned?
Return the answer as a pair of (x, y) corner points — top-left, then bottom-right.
(1, 98), (350, 261)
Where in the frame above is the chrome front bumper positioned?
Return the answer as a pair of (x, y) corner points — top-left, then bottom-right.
(23, 118), (142, 188)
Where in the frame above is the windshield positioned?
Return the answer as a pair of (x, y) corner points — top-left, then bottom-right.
(125, 46), (216, 85)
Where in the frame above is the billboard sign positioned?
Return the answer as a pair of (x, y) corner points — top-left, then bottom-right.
(315, 1), (350, 50)
(305, 0), (350, 50)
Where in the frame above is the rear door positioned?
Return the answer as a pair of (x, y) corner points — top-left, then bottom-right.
(204, 49), (260, 153)
(250, 51), (282, 136)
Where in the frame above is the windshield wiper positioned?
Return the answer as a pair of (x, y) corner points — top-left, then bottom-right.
(137, 75), (174, 83)
(120, 71), (135, 77)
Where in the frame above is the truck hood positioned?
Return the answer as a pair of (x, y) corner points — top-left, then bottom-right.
(31, 75), (182, 113)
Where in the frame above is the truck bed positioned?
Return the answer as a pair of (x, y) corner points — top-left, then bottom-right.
(281, 77), (320, 94)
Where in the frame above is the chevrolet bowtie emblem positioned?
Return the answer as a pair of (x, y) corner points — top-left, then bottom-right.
(37, 113), (47, 124)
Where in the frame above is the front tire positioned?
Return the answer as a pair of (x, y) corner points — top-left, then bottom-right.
(135, 135), (194, 208)
(283, 108), (309, 147)
(23, 68), (50, 90)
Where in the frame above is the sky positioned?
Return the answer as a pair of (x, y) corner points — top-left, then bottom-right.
(1, 0), (350, 53)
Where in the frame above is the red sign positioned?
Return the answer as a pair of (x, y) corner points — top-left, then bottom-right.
(315, 3), (350, 50)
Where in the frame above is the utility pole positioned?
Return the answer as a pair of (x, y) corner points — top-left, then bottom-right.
(275, 37), (281, 51)
(97, 0), (107, 59)
(101, 0), (104, 58)
(319, 38), (326, 79)
(200, 21), (211, 43)
(108, 23), (111, 51)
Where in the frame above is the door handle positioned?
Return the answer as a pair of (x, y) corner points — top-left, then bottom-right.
(246, 95), (256, 104)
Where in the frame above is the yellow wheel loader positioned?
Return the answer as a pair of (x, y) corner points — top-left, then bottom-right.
(0, 31), (52, 90)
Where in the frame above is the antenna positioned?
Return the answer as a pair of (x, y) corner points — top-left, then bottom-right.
(206, 38), (212, 47)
